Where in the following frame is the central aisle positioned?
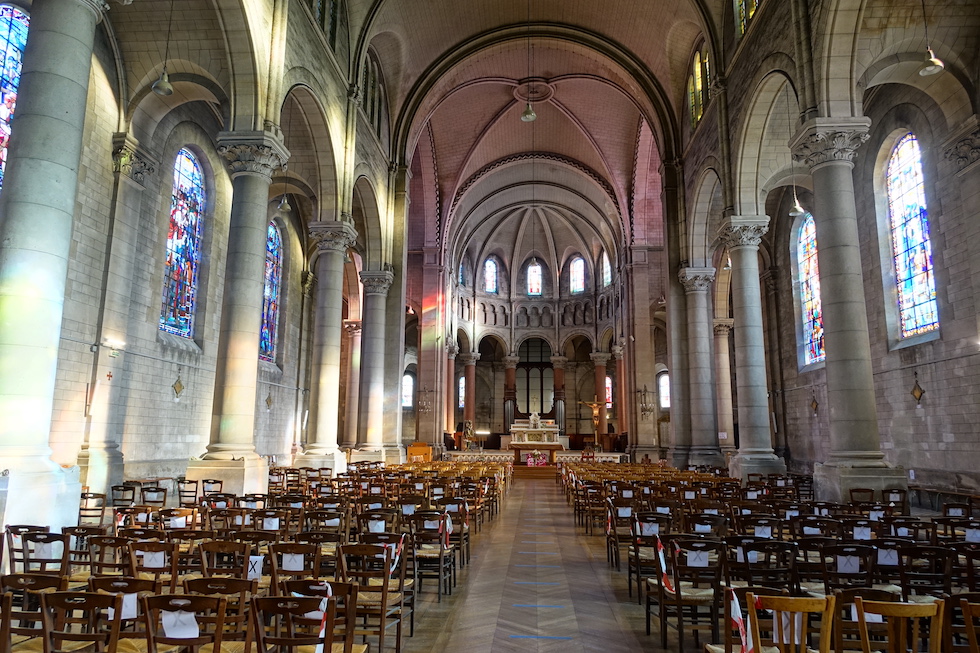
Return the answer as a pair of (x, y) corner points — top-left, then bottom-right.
(403, 476), (649, 652)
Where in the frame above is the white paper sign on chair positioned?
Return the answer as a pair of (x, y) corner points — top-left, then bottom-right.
(161, 610), (200, 639)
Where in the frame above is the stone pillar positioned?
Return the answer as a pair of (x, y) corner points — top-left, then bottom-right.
(720, 216), (786, 479)
(590, 353), (611, 445)
(342, 320), (362, 449)
(460, 353), (480, 423)
(611, 344), (627, 441)
(550, 356), (567, 435)
(298, 220), (357, 470)
(503, 354), (519, 433)
(353, 270), (394, 458)
(792, 119), (905, 500)
(712, 319), (737, 461)
(0, 0), (110, 530)
(679, 267), (724, 467)
(186, 132), (288, 494)
(445, 343), (459, 437)
(79, 135), (156, 494)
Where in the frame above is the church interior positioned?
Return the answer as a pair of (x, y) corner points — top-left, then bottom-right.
(0, 0), (979, 645)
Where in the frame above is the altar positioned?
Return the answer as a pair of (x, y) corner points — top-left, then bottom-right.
(509, 415), (564, 464)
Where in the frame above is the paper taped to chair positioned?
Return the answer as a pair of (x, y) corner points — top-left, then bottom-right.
(836, 555), (860, 573)
(161, 610), (200, 639)
(282, 553), (305, 572)
(248, 555), (265, 580)
(108, 593), (139, 621)
(139, 550), (167, 569)
(774, 611), (803, 645)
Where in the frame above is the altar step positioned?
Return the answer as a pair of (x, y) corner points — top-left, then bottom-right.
(513, 465), (557, 480)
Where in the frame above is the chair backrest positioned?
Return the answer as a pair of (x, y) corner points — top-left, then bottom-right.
(0, 592), (10, 653)
(822, 543), (875, 593)
(201, 479), (224, 495)
(88, 536), (134, 576)
(79, 492), (108, 526)
(110, 485), (136, 507)
(669, 537), (725, 597)
(4, 524), (50, 573)
(743, 540), (799, 590)
(140, 486), (168, 507)
(22, 531), (70, 575)
(270, 542), (322, 588)
(184, 577), (257, 641)
(199, 539), (249, 578)
(41, 591), (122, 652)
(1, 573), (68, 644)
(717, 586), (787, 653)
(143, 594), (227, 651)
(130, 540), (180, 592)
(958, 597), (980, 653)
(177, 479), (199, 507)
(251, 595), (340, 651)
(159, 508), (197, 530)
(855, 596), (944, 653)
(832, 587), (898, 653)
(897, 545), (952, 600)
(746, 592), (836, 653)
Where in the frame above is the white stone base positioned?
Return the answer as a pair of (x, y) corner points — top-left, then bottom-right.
(728, 452), (787, 482)
(349, 448), (385, 464)
(185, 457), (269, 496)
(814, 461), (908, 503)
(2, 464), (82, 539)
(687, 446), (727, 468)
(293, 451), (344, 477)
(77, 444), (124, 494)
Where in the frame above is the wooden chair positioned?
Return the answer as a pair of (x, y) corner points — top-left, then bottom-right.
(832, 587), (897, 653)
(87, 536), (134, 578)
(129, 540), (180, 592)
(199, 540), (249, 578)
(854, 596), (943, 653)
(704, 586), (787, 653)
(110, 485), (136, 507)
(943, 591), (980, 653)
(850, 488), (876, 504)
(143, 594), (227, 653)
(79, 492), (108, 526)
(897, 545), (952, 602)
(629, 512), (673, 603)
(745, 592), (836, 653)
(336, 543), (404, 653)
(184, 577), (257, 651)
(4, 525), (50, 574)
(958, 597), (980, 653)
(41, 591), (123, 653)
(201, 479), (224, 495)
(821, 543), (875, 595)
(742, 540), (798, 592)
(139, 486), (168, 509)
(2, 573), (68, 651)
(251, 593), (365, 653)
(269, 542), (322, 592)
(176, 479), (199, 508)
(21, 531), (70, 576)
(88, 576), (159, 653)
(662, 537), (726, 650)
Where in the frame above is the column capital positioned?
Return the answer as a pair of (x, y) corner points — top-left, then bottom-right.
(459, 352), (481, 366)
(216, 131), (289, 179)
(590, 352), (611, 366)
(549, 355), (568, 369)
(343, 320), (362, 337)
(77, 0), (110, 17)
(678, 267), (715, 293)
(713, 318), (735, 336)
(503, 355), (520, 369)
(359, 270), (394, 296)
(446, 343), (459, 359)
(719, 215), (770, 249)
(790, 117), (871, 169)
(111, 134), (157, 186)
(610, 345), (624, 359)
(309, 221), (357, 252)
(943, 125), (980, 171)
(303, 271), (316, 298)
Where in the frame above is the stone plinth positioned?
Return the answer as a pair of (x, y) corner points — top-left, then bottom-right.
(814, 462), (908, 503)
(185, 457), (269, 496)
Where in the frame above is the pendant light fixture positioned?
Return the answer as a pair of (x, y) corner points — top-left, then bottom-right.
(520, 0), (536, 122)
(918, 0), (944, 76)
(784, 82), (805, 218)
(152, 0), (176, 96)
(525, 0), (539, 268)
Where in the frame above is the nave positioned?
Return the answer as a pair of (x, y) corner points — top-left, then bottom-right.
(404, 475), (648, 653)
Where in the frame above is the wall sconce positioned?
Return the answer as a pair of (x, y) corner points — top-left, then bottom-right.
(911, 371), (925, 405)
(636, 385), (655, 419)
(417, 386), (433, 414)
(811, 391), (819, 416)
(265, 391), (274, 412)
(172, 368), (184, 403)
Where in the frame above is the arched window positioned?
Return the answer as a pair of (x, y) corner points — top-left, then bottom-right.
(569, 256), (585, 293)
(886, 133), (938, 338)
(605, 375), (613, 408)
(259, 222), (283, 362)
(401, 373), (414, 408)
(736, 0), (760, 37)
(687, 44), (710, 128)
(798, 212), (825, 365)
(0, 5), (29, 191)
(483, 258), (497, 293)
(657, 372), (671, 409)
(160, 148), (206, 338)
(457, 376), (465, 409)
(527, 261), (542, 296)
(458, 262), (465, 286)
(601, 252), (612, 287)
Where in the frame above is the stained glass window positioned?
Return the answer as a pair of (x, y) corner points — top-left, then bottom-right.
(0, 5), (29, 191)
(688, 44), (711, 127)
(798, 212), (825, 364)
(605, 375), (613, 408)
(259, 222), (283, 362)
(401, 373), (414, 408)
(570, 256), (585, 293)
(601, 252), (612, 286)
(458, 376), (465, 409)
(160, 149), (206, 338)
(737, 0), (760, 36)
(458, 262), (465, 286)
(658, 372), (670, 409)
(527, 261), (542, 296)
(483, 258), (497, 293)
(886, 133), (938, 338)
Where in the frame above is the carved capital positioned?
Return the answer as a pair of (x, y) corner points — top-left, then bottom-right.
(503, 355), (520, 369)
(790, 118), (871, 169)
(610, 345), (624, 359)
(302, 271), (316, 297)
(309, 221), (357, 253)
(590, 352), (611, 366)
(719, 215), (770, 249)
(111, 135), (156, 185)
(459, 352), (481, 366)
(359, 270), (394, 296)
(216, 131), (289, 179)
(77, 0), (110, 17)
(550, 355), (568, 370)
(446, 343), (460, 359)
(339, 211), (354, 224)
(943, 127), (980, 170)
(710, 75), (726, 94)
(343, 320), (362, 337)
(678, 267), (715, 293)
(713, 318), (735, 337)
(348, 84), (362, 103)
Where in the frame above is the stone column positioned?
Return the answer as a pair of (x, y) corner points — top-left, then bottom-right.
(792, 119), (905, 500)
(298, 220), (357, 470)
(611, 344), (627, 441)
(503, 354), (519, 434)
(460, 353), (480, 423)
(550, 356), (567, 436)
(353, 270), (394, 457)
(445, 343), (459, 438)
(342, 320), (362, 449)
(590, 353), (611, 445)
(0, 0), (109, 531)
(679, 267), (724, 467)
(712, 319), (737, 461)
(187, 132), (287, 495)
(720, 216), (786, 479)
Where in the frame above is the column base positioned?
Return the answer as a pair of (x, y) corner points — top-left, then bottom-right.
(77, 444), (124, 494)
(349, 447), (385, 464)
(293, 450), (345, 477)
(1, 462), (81, 537)
(728, 451), (787, 482)
(668, 445), (689, 469)
(687, 446), (726, 469)
(813, 461), (908, 503)
(185, 457), (269, 495)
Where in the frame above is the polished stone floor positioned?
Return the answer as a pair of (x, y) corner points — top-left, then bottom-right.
(401, 476), (659, 653)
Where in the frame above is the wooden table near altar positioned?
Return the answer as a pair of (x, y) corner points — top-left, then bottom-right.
(510, 441), (565, 464)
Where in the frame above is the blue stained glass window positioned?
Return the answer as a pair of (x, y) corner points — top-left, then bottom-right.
(798, 213), (825, 364)
(160, 149), (206, 338)
(401, 373), (414, 408)
(483, 258), (497, 293)
(527, 261), (542, 296)
(260, 222), (283, 362)
(601, 252), (611, 286)
(0, 5), (29, 191)
(886, 133), (938, 338)
(570, 256), (585, 293)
